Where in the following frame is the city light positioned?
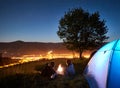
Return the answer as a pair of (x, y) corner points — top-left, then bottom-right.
(0, 51), (91, 68)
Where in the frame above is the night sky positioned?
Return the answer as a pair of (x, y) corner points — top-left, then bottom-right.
(0, 0), (120, 42)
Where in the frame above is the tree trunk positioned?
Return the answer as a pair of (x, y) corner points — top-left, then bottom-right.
(72, 50), (75, 58)
(79, 49), (83, 59)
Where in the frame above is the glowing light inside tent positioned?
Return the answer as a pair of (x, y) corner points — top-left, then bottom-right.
(57, 64), (64, 75)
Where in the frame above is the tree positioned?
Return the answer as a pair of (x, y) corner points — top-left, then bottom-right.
(57, 8), (109, 59)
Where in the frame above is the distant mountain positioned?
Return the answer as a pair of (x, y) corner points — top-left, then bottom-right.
(0, 41), (71, 57)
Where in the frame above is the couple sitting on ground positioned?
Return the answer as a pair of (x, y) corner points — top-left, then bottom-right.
(41, 61), (57, 79)
(41, 59), (75, 79)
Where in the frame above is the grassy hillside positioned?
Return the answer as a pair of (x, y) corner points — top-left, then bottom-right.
(0, 58), (90, 88)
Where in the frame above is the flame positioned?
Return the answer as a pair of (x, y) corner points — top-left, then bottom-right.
(57, 64), (64, 75)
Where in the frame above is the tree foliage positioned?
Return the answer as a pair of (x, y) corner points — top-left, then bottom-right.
(57, 8), (109, 59)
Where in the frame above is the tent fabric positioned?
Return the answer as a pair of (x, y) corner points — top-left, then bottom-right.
(84, 39), (120, 88)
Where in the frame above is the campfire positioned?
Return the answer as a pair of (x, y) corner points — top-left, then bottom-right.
(56, 64), (64, 75)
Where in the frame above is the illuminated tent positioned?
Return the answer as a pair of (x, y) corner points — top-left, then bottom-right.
(84, 39), (120, 88)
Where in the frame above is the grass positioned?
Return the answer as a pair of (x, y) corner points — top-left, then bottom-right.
(0, 58), (90, 88)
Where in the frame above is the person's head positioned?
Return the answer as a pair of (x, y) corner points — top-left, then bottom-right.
(66, 59), (71, 66)
(50, 62), (55, 67)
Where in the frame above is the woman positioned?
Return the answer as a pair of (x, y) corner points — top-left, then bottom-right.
(65, 59), (75, 77)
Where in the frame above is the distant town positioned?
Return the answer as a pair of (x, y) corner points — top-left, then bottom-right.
(0, 40), (95, 67)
